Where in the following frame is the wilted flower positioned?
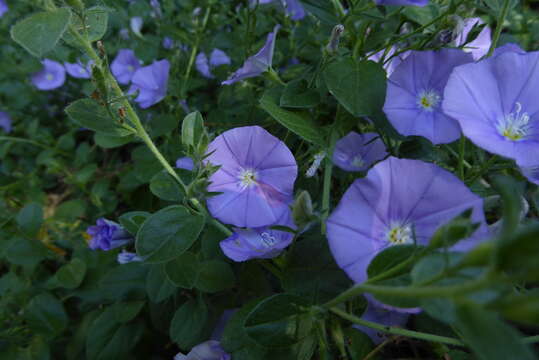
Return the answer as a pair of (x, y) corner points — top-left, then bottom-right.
(31, 59), (66, 90)
(64, 60), (93, 79)
(86, 218), (133, 251)
(176, 156), (195, 171)
(332, 132), (387, 172)
(305, 152), (325, 178)
(205, 126), (297, 228)
(174, 340), (230, 360)
(0, 111), (12, 133)
(220, 213), (294, 261)
(129, 59), (170, 108)
(375, 0), (428, 5)
(368, 46), (410, 77)
(117, 250), (144, 264)
(130, 16), (143, 37)
(453, 17), (491, 60)
(327, 157), (486, 284)
(0, 0), (8, 17)
(383, 49), (473, 144)
(354, 300), (409, 344)
(443, 51), (539, 167)
(111, 49), (142, 85)
(222, 25), (280, 85)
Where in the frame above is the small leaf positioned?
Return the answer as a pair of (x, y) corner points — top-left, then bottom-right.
(170, 298), (208, 348)
(11, 8), (71, 57)
(324, 58), (386, 117)
(149, 171), (184, 202)
(119, 211), (151, 236)
(135, 205), (205, 263)
(195, 260), (236, 293)
(280, 80), (320, 108)
(65, 99), (130, 135)
(55, 258), (87, 289)
(145, 264), (176, 303)
(260, 88), (325, 146)
(63, 6), (108, 44)
(25, 293), (68, 339)
(16, 202), (43, 237)
(181, 111), (205, 148)
(165, 252), (200, 289)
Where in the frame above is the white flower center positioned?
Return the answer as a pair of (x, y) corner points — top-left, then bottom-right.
(238, 168), (257, 188)
(46, 74), (54, 81)
(260, 232), (277, 248)
(417, 90), (441, 111)
(496, 102), (531, 141)
(386, 223), (413, 245)
(351, 155), (365, 169)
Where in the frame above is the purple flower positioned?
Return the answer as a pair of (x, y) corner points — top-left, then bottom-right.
(368, 47), (410, 77)
(64, 60), (93, 79)
(521, 166), (539, 185)
(332, 132), (388, 172)
(174, 340), (230, 360)
(117, 250), (144, 264)
(129, 59), (170, 109)
(375, 0), (428, 5)
(163, 36), (175, 49)
(150, 0), (162, 18)
(222, 25), (280, 85)
(442, 51), (539, 167)
(31, 59), (66, 90)
(111, 49), (142, 85)
(196, 49), (231, 79)
(220, 213), (294, 261)
(0, 111), (12, 133)
(176, 156), (195, 171)
(327, 157), (486, 284)
(205, 126), (297, 228)
(130, 16), (143, 37)
(383, 49), (473, 144)
(120, 28), (130, 40)
(493, 43), (526, 56)
(0, 0), (8, 17)
(86, 218), (133, 251)
(354, 299), (409, 344)
(283, 0), (306, 20)
(453, 18), (492, 61)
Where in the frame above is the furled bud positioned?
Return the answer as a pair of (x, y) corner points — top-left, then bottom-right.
(326, 24), (344, 55)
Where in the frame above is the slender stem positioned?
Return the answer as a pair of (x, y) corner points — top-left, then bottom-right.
(458, 136), (466, 180)
(465, 155), (498, 185)
(323, 273), (493, 308)
(70, 26), (186, 191)
(487, 0), (511, 57)
(0, 136), (68, 155)
(330, 0), (346, 18)
(365, 252), (421, 284)
(330, 307), (465, 346)
(523, 335), (539, 344)
(258, 259), (283, 280)
(444, 145), (472, 169)
(321, 129), (338, 234)
(190, 198), (232, 237)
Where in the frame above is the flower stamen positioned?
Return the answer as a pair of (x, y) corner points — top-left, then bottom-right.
(417, 90), (441, 112)
(238, 168), (257, 188)
(496, 102), (531, 141)
(386, 223), (413, 245)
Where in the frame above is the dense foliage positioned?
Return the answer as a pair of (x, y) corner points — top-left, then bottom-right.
(1, 0), (539, 359)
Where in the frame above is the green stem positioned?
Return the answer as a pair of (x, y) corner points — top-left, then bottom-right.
(487, 0), (511, 57)
(0, 136), (68, 155)
(330, 0), (346, 18)
(321, 129), (338, 234)
(465, 155), (498, 185)
(71, 27), (186, 191)
(323, 273), (493, 308)
(458, 136), (466, 180)
(330, 307), (465, 346)
(365, 252), (421, 284)
(190, 198), (232, 237)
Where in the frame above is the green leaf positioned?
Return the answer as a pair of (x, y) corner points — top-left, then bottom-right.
(93, 133), (134, 148)
(63, 6), (108, 44)
(367, 244), (418, 279)
(6, 237), (49, 268)
(324, 58), (386, 117)
(25, 293), (68, 339)
(10, 8), (71, 57)
(455, 304), (535, 360)
(280, 80), (320, 108)
(181, 111), (205, 148)
(149, 171), (184, 202)
(165, 252), (199, 289)
(118, 211), (151, 236)
(99, 263), (148, 300)
(170, 298), (208, 348)
(260, 88), (325, 146)
(65, 99), (130, 135)
(343, 327), (374, 360)
(195, 260), (236, 293)
(146, 264), (176, 303)
(244, 294), (313, 348)
(111, 301), (146, 323)
(491, 289), (539, 326)
(55, 258), (87, 289)
(135, 205), (205, 263)
(16, 202), (43, 237)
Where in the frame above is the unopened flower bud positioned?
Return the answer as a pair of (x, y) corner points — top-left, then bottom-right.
(326, 24), (344, 54)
